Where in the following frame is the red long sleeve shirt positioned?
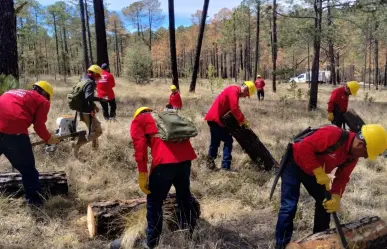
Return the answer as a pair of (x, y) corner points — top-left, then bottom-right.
(292, 126), (358, 196)
(327, 86), (349, 113)
(204, 85), (245, 127)
(97, 70), (116, 100)
(0, 90), (51, 142)
(169, 92), (182, 109)
(130, 113), (197, 174)
(255, 79), (265, 90)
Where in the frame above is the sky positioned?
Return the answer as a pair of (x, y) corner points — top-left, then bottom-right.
(36, 0), (242, 27)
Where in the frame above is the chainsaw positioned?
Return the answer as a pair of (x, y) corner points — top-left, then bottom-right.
(32, 115), (86, 153)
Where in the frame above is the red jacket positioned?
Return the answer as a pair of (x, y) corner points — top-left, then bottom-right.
(292, 126), (358, 196)
(328, 86), (348, 113)
(97, 70), (116, 100)
(130, 113), (197, 173)
(0, 90), (51, 142)
(204, 85), (245, 126)
(255, 79), (265, 90)
(169, 92), (182, 109)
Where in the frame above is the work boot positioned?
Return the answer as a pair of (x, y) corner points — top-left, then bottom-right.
(205, 156), (216, 170)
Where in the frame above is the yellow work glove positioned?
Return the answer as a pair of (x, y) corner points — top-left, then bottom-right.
(327, 112), (334, 122)
(138, 172), (151, 195)
(323, 194), (341, 213)
(313, 167), (331, 191)
(47, 135), (60, 145)
(241, 120), (249, 128)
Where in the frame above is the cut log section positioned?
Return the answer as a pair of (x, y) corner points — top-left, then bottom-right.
(344, 108), (366, 133)
(286, 216), (387, 249)
(87, 193), (200, 238)
(221, 112), (279, 171)
(0, 171), (68, 197)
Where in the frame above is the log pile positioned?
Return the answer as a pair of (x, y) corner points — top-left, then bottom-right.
(286, 216), (387, 249)
(0, 171), (68, 197)
(87, 193), (200, 238)
(221, 112), (279, 171)
(344, 109), (366, 133)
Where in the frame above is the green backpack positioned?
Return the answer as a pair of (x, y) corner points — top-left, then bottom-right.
(67, 79), (89, 111)
(151, 111), (198, 142)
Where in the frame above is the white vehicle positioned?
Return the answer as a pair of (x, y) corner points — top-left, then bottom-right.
(289, 71), (331, 83)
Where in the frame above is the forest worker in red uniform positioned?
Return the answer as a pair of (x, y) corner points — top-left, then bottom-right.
(327, 81), (360, 128)
(97, 63), (117, 120)
(168, 85), (182, 109)
(255, 75), (266, 101)
(130, 107), (198, 249)
(0, 81), (60, 206)
(204, 81), (256, 170)
(275, 124), (387, 249)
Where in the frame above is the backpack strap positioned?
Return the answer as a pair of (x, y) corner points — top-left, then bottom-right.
(316, 129), (349, 155)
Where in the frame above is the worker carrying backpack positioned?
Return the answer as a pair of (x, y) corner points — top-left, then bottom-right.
(67, 78), (89, 112)
(151, 110), (198, 142)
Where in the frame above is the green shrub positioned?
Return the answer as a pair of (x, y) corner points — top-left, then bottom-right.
(125, 43), (152, 84)
(0, 74), (19, 95)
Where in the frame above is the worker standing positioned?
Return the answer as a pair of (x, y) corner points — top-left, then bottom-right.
(130, 107), (198, 249)
(275, 124), (387, 249)
(204, 81), (256, 170)
(97, 63), (117, 121)
(0, 81), (60, 206)
(327, 81), (360, 128)
(255, 75), (266, 101)
(72, 65), (104, 158)
(168, 85), (182, 110)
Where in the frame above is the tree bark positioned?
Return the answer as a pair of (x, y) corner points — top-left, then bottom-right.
(63, 26), (70, 76)
(308, 0), (322, 111)
(87, 193), (200, 238)
(0, 0), (19, 79)
(374, 17), (379, 89)
(114, 20), (120, 77)
(233, 13), (237, 82)
(327, 0), (336, 85)
(79, 0), (90, 71)
(253, 1), (261, 80)
(189, 0), (210, 92)
(168, 0), (179, 89)
(0, 171), (68, 197)
(247, 5), (251, 80)
(287, 216), (387, 249)
(272, 0), (277, 92)
(53, 14), (61, 76)
(85, 0), (93, 64)
(93, 0), (109, 65)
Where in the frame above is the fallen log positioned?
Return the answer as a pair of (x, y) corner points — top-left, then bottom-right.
(343, 108), (366, 133)
(286, 216), (387, 249)
(87, 193), (200, 238)
(0, 171), (68, 197)
(221, 112), (279, 171)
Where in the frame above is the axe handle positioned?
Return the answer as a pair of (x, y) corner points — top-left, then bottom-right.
(31, 130), (87, 147)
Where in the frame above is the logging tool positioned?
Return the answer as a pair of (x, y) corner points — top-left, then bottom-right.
(325, 190), (349, 249)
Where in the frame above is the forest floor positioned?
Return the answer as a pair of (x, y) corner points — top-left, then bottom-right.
(1, 76), (387, 249)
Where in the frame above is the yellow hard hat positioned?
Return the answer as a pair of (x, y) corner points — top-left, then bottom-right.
(243, 81), (257, 96)
(34, 81), (53, 100)
(88, 65), (103, 76)
(257, 75), (262, 78)
(171, 85), (177, 90)
(361, 124), (387, 160)
(133, 107), (153, 119)
(347, 81), (360, 96)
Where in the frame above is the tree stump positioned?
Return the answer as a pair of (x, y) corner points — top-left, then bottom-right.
(286, 216), (387, 249)
(0, 171), (68, 197)
(221, 112), (279, 171)
(87, 193), (200, 238)
(343, 109), (366, 133)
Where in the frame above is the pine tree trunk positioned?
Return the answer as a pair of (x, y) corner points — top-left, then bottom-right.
(233, 13), (237, 82)
(247, 6), (251, 80)
(253, 1), (260, 80)
(63, 26), (70, 76)
(327, 0), (336, 85)
(79, 0), (90, 71)
(85, 0), (93, 64)
(114, 20), (120, 77)
(374, 18), (379, 90)
(368, 38), (372, 90)
(53, 14), (61, 77)
(168, 0), (179, 89)
(308, 0), (322, 111)
(0, 0), (19, 79)
(60, 29), (67, 83)
(189, 0), (210, 92)
(272, 0), (277, 92)
(93, 0), (109, 65)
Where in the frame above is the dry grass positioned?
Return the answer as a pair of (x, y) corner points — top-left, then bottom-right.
(1, 76), (387, 249)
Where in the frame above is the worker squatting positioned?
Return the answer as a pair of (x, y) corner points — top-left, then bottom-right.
(0, 71), (386, 249)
